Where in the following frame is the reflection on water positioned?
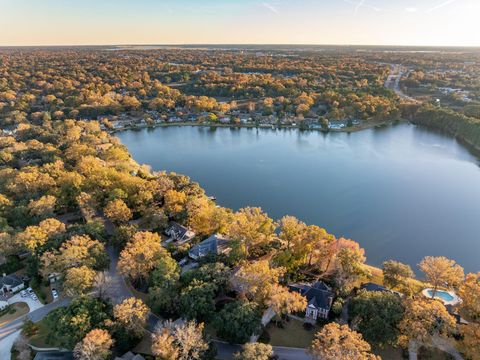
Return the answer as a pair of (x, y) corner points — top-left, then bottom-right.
(118, 124), (480, 272)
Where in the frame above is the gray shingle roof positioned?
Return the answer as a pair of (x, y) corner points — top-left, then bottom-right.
(0, 274), (23, 288)
(289, 281), (334, 311)
(189, 234), (228, 259)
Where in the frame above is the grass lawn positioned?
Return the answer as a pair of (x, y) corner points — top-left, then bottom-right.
(267, 318), (319, 348)
(0, 302), (29, 327)
(362, 264), (426, 294)
(28, 319), (51, 348)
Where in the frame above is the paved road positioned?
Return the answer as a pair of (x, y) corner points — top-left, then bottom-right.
(384, 64), (419, 103)
(104, 245), (132, 305)
(214, 341), (312, 360)
(0, 330), (21, 360)
(0, 297), (70, 342)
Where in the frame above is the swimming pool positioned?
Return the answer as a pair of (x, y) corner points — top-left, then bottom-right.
(426, 289), (454, 302)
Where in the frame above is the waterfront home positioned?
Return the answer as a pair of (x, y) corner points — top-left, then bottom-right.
(288, 281), (334, 322)
(0, 274), (25, 295)
(188, 234), (230, 260)
(164, 222), (196, 245)
(168, 116), (182, 123)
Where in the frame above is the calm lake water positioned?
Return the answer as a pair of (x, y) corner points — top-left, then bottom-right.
(117, 124), (480, 273)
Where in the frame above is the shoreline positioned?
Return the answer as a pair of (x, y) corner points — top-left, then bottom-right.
(108, 118), (403, 135)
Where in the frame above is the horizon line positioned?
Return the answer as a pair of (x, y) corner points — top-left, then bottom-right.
(1, 43), (480, 49)
(0, 42), (480, 48)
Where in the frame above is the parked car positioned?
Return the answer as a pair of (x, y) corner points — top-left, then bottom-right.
(20, 290), (27, 297)
(26, 287), (33, 295)
(31, 294), (38, 301)
(51, 289), (58, 299)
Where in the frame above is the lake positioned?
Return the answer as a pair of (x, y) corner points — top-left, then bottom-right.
(117, 124), (480, 273)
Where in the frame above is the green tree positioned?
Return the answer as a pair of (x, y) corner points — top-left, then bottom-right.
(43, 297), (112, 349)
(382, 260), (414, 293)
(214, 301), (261, 344)
(179, 280), (217, 321)
(349, 290), (405, 346)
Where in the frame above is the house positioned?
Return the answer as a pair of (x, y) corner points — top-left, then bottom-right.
(114, 351), (145, 360)
(48, 272), (62, 284)
(288, 281), (334, 322)
(445, 305), (469, 325)
(0, 295), (9, 310)
(0, 274), (25, 294)
(33, 351), (74, 360)
(188, 234), (230, 260)
(164, 222), (196, 245)
(360, 282), (388, 292)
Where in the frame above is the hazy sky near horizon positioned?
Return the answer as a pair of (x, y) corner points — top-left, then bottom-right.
(1, 0), (479, 46)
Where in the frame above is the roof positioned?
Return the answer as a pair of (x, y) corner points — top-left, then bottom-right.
(289, 281), (334, 311)
(114, 352), (145, 360)
(360, 282), (388, 292)
(189, 234), (229, 259)
(0, 274), (23, 288)
(33, 352), (74, 360)
(445, 305), (469, 325)
(165, 222), (195, 241)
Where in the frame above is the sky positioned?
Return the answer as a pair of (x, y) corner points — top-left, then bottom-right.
(1, 0), (479, 47)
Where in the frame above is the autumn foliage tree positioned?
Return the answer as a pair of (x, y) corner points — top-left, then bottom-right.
(458, 323), (480, 360)
(419, 256), (464, 298)
(152, 320), (210, 360)
(113, 297), (149, 337)
(459, 272), (480, 321)
(104, 199), (132, 225)
(227, 207), (276, 257)
(164, 190), (187, 219)
(64, 266), (96, 297)
(234, 343), (273, 360)
(397, 298), (456, 347)
(308, 323), (380, 360)
(74, 328), (114, 360)
(265, 284), (307, 318)
(118, 231), (163, 284)
(233, 260), (285, 305)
